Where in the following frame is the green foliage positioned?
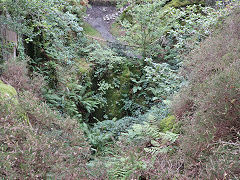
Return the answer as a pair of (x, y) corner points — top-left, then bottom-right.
(119, 1), (229, 60)
(82, 103), (169, 154)
(43, 81), (104, 121)
(87, 44), (125, 79)
(106, 155), (147, 180)
(120, 0), (169, 58)
(83, 22), (102, 37)
(85, 44), (181, 120)
(83, 116), (143, 152)
(1, 0), (86, 60)
(42, 61), (60, 89)
(144, 132), (179, 155)
(159, 115), (178, 132)
(0, 0), (94, 121)
(166, 0), (205, 8)
(167, 4), (226, 54)
(122, 114), (179, 156)
(40, 44), (157, 122)
(0, 0), (89, 102)
(143, 58), (183, 102)
(83, 45), (131, 120)
(87, 105), (179, 179)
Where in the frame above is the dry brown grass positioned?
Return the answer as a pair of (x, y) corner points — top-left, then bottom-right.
(0, 58), (44, 95)
(0, 92), (90, 178)
(172, 7), (240, 179)
(0, 59), (90, 178)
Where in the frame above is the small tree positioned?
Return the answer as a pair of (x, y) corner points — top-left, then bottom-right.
(120, 1), (226, 60)
(120, 0), (170, 59)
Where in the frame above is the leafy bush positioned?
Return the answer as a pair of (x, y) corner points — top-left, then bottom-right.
(83, 45), (183, 121)
(0, 0), (87, 61)
(84, 103), (170, 152)
(119, 1), (228, 60)
(143, 58), (184, 102)
(87, 120), (180, 179)
(86, 102), (181, 179)
(0, 0), (93, 121)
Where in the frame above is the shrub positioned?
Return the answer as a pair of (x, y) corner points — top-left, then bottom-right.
(0, 58), (44, 95)
(0, 91), (90, 179)
(172, 7), (240, 179)
(86, 103), (181, 179)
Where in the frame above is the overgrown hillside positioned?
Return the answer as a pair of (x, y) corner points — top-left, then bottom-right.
(0, 0), (239, 179)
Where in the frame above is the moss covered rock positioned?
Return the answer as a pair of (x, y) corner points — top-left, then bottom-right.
(166, 0), (205, 8)
(105, 65), (131, 119)
(77, 58), (92, 75)
(0, 80), (29, 123)
(159, 115), (179, 133)
(0, 80), (22, 120)
(0, 80), (18, 102)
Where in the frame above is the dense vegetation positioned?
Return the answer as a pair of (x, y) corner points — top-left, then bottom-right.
(0, 0), (239, 179)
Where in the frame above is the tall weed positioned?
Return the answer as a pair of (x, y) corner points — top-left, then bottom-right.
(0, 91), (90, 178)
(172, 7), (240, 179)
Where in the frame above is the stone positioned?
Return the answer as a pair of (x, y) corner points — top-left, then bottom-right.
(102, 7), (107, 12)
(0, 80), (19, 115)
(0, 80), (18, 102)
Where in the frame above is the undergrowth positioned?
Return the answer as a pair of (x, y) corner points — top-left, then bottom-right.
(173, 7), (240, 179)
(0, 0), (239, 179)
(87, 6), (240, 179)
(0, 60), (90, 179)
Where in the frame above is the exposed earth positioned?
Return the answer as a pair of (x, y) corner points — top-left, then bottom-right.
(84, 5), (117, 42)
(84, 4), (142, 59)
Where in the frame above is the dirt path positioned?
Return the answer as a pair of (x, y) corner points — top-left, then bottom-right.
(84, 5), (142, 59)
(84, 5), (117, 42)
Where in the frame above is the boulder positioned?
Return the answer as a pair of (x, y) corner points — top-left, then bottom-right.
(0, 80), (19, 118)
(0, 80), (17, 102)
